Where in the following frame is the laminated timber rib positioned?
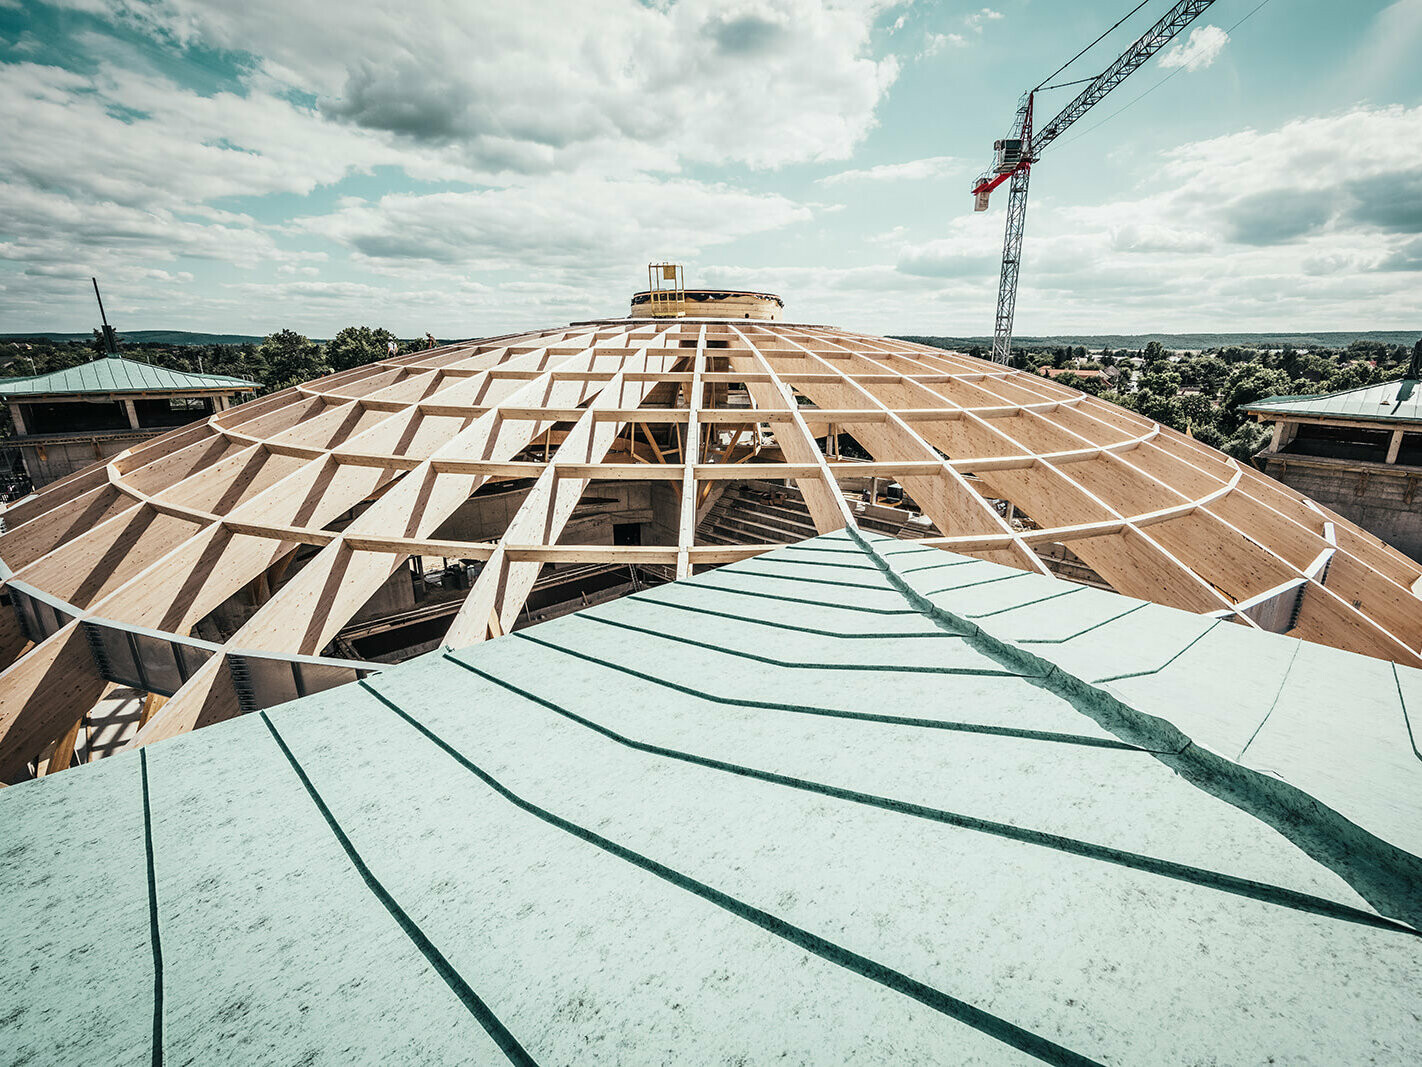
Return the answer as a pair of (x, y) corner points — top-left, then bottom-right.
(3, 313), (1422, 780)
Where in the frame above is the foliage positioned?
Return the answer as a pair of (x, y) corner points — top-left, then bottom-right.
(1050, 371), (1100, 395)
(0, 324), (409, 400)
(327, 326), (400, 372)
(3, 327), (1418, 472)
(258, 329), (329, 391)
(908, 334), (1422, 466)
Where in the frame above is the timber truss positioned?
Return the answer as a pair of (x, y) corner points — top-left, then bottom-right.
(2, 317), (1420, 780)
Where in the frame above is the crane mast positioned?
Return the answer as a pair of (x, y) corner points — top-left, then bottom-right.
(972, 0), (1219, 363)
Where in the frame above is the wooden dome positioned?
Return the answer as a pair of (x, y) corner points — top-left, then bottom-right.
(2, 315), (1419, 779)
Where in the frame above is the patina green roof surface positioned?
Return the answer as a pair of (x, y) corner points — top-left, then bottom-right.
(0, 356), (258, 398)
(1241, 377), (1422, 423)
(2, 531), (1419, 1064)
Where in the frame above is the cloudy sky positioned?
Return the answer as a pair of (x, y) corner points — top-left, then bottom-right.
(1, 0), (1419, 338)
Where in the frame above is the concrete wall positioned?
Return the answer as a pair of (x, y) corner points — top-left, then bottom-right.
(349, 567), (418, 625)
(18, 434), (151, 487)
(649, 482), (681, 544)
(1261, 453), (1422, 562)
(432, 485), (532, 543)
(430, 481), (661, 546)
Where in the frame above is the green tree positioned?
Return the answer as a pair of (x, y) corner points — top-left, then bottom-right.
(1053, 371), (1101, 396)
(1324, 361), (1380, 393)
(1178, 393), (1216, 432)
(1223, 421), (1269, 462)
(1290, 353), (1334, 385)
(326, 325), (399, 372)
(1221, 366), (1293, 433)
(1344, 340), (1389, 364)
(1192, 424), (1226, 450)
(1179, 355), (1228, 395)
(1138, 368), (1182, 398)
(1135, 389), (1182, 429)
(258, 329), (329, 391)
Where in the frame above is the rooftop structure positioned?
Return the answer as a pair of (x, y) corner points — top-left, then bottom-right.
(1243, 374), (1422, 562)
(0, 356), (258, 399)
(627, 287), (785, 320)
(2, 532), (1418, 1064)
(1, 296), (1421, 783)
(0, 355), (258, 489)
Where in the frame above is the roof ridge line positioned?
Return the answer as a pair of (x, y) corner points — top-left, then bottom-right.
(848, 527), (1422, 934)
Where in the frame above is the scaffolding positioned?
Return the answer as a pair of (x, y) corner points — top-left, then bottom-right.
(647, 262), (685, 318)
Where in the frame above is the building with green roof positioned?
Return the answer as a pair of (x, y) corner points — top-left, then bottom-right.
(0, 354), (257, 489)
(1243, 372), (1422, 562)
(2, 531), (1419, 1064)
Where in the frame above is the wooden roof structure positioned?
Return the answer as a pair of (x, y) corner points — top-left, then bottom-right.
(1, 313), (1421, 780)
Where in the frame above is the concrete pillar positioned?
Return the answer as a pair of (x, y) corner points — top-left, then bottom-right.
(122, 399), (139, 430)
(1386, 430), (1403, 464)
(9, 403), (26, 437)
(1270, 420), (1299, 453)
(215, 394), (229, 412)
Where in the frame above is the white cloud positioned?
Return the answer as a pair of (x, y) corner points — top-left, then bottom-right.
(894, 220), (1003, 279)
(295, 179), (813, 270)
(0, 61), (460, 214)
(46, 0), (902, 172)
(920, 32), (966, 57)
(1341, 1), (1422, 96)
(884, 105), (1422, 333)
(1108, 222), (1214, 255)
(964, 7), (1003, 32)
(1160, 25), (1230, 73)
(1, 2), (904, 332)
(5, 3), (1417, 339)
(818, 155), (961, 185)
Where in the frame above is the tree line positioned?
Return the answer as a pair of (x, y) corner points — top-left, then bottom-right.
(928, 338), (1420, 461)
(3, 328), (1418, 465)
(0, 326), (423, 395)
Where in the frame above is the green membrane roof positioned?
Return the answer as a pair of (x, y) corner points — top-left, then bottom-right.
(1241, 377), (1422, 424)
(2, 531), (1420, 1064)
(0, 356), (258, 398)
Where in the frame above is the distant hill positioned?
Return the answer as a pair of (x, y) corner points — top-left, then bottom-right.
(7, 327), (1416, 350)
(0, 330), (269, 345)
(894, 331), (1421, 350)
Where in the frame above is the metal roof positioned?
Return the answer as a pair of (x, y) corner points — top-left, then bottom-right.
(0, 356), (258, 398)
(2, 531), (1419, 1064)
(1241, 377), (1422, 424)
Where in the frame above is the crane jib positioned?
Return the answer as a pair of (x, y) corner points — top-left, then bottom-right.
(1035, 0), (1219, 153)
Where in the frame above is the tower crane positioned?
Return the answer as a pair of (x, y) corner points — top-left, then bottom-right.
(972, 0), (1219, 363)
